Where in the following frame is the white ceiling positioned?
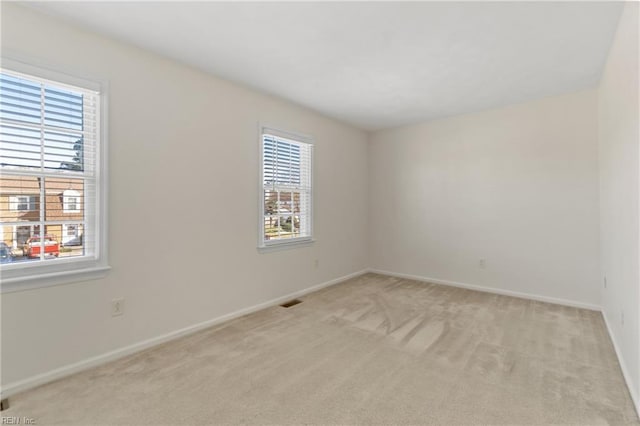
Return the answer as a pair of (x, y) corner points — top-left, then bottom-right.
(28, 2), (623, 131)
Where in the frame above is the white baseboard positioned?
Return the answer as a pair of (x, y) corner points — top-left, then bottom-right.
(602, 312), (640, 418)
(0, 269), (368, 399)
(369, 269), (601, 311)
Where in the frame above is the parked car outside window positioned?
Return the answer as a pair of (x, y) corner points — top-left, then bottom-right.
(25, 235), (60, 259)
(0, 242), (13, 263)
(62, 234), (83, 247)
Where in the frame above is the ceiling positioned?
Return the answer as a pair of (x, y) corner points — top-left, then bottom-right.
(27, 2), (623, 131)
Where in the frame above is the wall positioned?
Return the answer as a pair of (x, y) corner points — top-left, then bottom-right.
(0, 4), (369, 390)
(598, 2), (640, 409)
(369, 90), (601, 308)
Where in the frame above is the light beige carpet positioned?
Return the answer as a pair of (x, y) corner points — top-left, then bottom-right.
(4, 273), (639, 425)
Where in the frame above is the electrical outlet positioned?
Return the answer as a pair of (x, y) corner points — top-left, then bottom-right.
(314, 259), (319, 269)
(604, 276), (607, 289)
(479, 259), (486, 269)
(111, 298), (125, 317)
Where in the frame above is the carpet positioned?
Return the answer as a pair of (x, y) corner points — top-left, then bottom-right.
(4, 273), (638, 425)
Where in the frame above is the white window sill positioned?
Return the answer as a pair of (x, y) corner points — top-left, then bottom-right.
(257, 238), (315, 253)
(1, 265), (111, 293)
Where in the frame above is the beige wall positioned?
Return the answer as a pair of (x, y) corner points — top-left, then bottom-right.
(598, 2), (640, 408)
(369, 89), (601, 307)
(1, 4), (369, 388)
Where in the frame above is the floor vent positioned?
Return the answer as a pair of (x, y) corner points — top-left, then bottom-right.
(280, 299), (302, 308)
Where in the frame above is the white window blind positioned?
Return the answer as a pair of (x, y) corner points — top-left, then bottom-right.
(260, 128), (313, 247)
(0, 63), (106, 288)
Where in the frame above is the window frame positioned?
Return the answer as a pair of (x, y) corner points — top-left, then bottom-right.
(0, 57), (110, 293)
(258, 125), (314, 252)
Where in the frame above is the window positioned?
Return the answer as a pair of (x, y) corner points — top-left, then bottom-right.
(259, 126), (313, 249)
(66, 224), (78, 237)
(9, 195), (36, 211)
(0, 59), (109, 291)
(62, 223), (82, 247)
(63, 189), (80, 213)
